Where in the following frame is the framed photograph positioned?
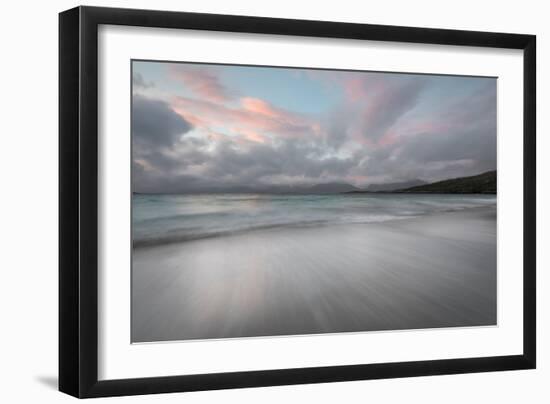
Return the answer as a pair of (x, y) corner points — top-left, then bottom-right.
(59, 6), (536, 398)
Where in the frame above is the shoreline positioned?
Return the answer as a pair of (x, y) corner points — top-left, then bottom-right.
(133, 204), (496, 249)
(132, 205), (496, 343)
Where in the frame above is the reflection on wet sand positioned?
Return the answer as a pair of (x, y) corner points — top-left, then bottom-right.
(132, 206), (496, 343)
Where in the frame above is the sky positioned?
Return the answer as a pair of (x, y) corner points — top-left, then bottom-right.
(132, 60), (496, 193)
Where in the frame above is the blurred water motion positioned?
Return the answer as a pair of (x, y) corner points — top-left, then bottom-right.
(131, 195), (496, 343)
(132, 193), (496, 247)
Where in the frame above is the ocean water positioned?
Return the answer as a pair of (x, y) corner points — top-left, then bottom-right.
(132, 193), (496, 248)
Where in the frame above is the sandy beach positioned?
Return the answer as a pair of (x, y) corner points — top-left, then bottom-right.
(132, 206), (496, 343)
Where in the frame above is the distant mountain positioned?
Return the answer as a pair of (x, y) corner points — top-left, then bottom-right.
(169, 182), (361, 194)
(135, 174), (497, 195)
(231, 182), (360, 194)
(306, 182), (360, 194)
(399, 171), (496, 194)
(366, 179), (427, 192)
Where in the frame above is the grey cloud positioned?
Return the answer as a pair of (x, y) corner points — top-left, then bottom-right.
(360, 78), (427, 141)
(323, 108), (352, 150)
(134, 167), (203, 194)
(317, 76), (428, 150)
(132, 95), (192, 149)
(134, 134), (358, 193)
(202, 138), (357, 186)
(132, 75), (496, 193)
(132, 95), (195, 192)
(132, 72), (154, 89)
(360, 83), (496, 183)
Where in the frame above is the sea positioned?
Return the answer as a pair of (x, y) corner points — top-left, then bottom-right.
(132, 193), (496, 248)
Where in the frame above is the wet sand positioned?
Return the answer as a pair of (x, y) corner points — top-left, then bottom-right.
(132, 206), (496, 342)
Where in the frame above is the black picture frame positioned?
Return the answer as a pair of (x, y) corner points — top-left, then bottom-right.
(59, 5), (536, 398)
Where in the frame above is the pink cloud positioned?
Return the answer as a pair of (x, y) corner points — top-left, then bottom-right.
(169, 65), (231, 103)
(171, 95), (319, 144)
(305, 71), (420, 146)
(305, 70), (385, 99)
(242, 130), (267, 144)
(377, 130), (399, 146)
(241, 97), (278, 118)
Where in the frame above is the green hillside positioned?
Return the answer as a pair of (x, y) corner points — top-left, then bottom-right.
(400, 171), (496, 194)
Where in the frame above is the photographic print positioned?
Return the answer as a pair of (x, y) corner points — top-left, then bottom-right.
(131, 60), (497, 343)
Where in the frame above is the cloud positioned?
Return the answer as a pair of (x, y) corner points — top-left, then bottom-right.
(201, 138), (357, 185)
(132, 95), (195, 191)
(359, 82), (497, 182)
(359, 78), (427, 142)
(133, 95), (192, 149)
(132, 72), (154, 89)
(337, 74), (428, 144)
(170, 95), (320, 144)
(169, 65), (231, 103)
(302, 71), (428, 147)
(131, 63), (497, 192)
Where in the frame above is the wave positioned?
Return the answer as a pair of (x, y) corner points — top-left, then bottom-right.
(132, 194), (496, 248)
(132, 214), (419, 248)
(133, 220), (329, 248)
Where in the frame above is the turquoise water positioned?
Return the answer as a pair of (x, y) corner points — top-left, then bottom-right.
(132, 193), (496, 248)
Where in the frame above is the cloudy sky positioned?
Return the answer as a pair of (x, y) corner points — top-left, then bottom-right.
(132, 60), (496, 193)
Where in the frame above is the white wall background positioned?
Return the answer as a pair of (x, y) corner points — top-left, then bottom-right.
(0, 0), (546, 402)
